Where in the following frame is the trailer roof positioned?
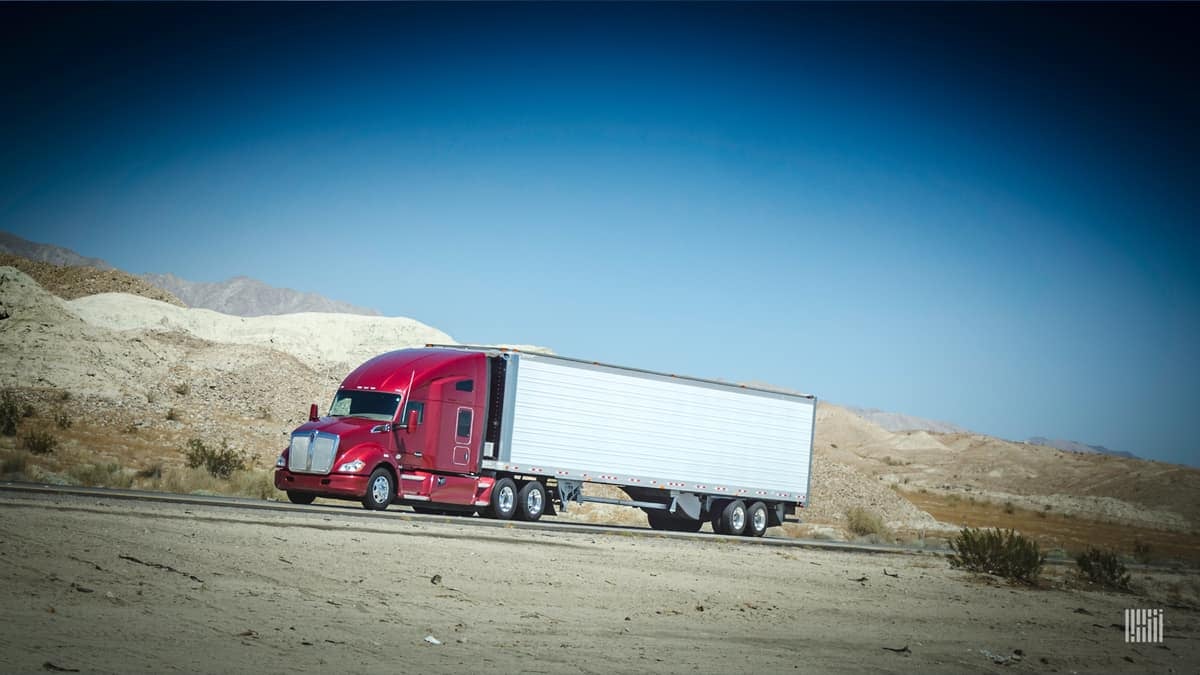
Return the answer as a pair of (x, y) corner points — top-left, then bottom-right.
(425, 344), (815, 401)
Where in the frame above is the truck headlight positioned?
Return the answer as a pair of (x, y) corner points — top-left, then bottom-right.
(338, 459), (365, 473)
(275, 455), (286, 468)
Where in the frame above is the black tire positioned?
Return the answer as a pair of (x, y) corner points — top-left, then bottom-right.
(361, 467), (394, 511)
(286, 491), (316, 505)
(516, 481), (547, 522)
(485, 477), (517, 520)
(717, 500), (747, 536)
(746, 501), (769, 537)
(646, 510), (671, 530)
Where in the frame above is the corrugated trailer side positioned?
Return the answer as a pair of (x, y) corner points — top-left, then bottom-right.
(489, 352), (815, 505)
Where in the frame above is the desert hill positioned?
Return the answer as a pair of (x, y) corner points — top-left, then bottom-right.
(2, 263), (1198, 545)
(0, 253), (184, 306)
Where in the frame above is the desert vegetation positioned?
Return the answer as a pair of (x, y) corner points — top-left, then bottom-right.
(1074, 546), (1131, 590)
(949, 527), (1045, 584)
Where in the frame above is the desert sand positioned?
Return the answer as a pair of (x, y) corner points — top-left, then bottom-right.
(1, 490), (1197, 674)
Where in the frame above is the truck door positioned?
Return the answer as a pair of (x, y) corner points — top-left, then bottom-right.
(432, 377), (481, 479)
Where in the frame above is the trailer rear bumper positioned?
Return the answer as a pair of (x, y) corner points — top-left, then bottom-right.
(274, 469), (367, 498)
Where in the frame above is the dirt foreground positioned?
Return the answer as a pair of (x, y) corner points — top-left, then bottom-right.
(0, 493), (1197, 674)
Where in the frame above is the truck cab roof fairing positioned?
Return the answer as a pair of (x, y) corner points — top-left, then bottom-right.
(339, 348), (485, 393)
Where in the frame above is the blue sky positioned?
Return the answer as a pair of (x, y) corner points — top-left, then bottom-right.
(2, 3), (1198, 466)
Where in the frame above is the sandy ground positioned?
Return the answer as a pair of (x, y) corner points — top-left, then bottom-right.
(1, 493), (1196, 674)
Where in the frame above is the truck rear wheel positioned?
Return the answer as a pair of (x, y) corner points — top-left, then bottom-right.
(485, 478), (517, 520)
(746, 501), (769, 537)
(286, 491), (316, 505)
(361, 468), (394, 511)
(715, 500), (747, 536)
(516, 481), (547, 521)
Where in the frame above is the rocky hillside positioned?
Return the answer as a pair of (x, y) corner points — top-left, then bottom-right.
(0, 232), (113, 269)
(142, 272), (380, 317)
(0, 254), (184, 306)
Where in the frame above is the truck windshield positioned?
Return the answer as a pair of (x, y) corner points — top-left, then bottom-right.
(328, 390), (402, 422)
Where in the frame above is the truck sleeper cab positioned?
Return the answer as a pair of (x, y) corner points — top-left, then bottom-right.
(274, 346), (816, 537)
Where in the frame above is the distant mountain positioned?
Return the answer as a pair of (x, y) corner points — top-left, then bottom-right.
(141, 272), (380, 317)
(0, 231), (114, 270)
(1027, 437), (1138, 460)
(0, 231), (380, 317)
(845, 406), (969, 434)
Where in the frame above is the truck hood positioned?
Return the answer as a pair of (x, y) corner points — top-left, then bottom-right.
(291, 416), (385, 439)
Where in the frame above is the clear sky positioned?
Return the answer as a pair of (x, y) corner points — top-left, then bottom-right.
(2, 3), (1197, 466)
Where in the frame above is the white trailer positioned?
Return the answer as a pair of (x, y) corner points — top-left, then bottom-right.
(471, 348), (816, 536)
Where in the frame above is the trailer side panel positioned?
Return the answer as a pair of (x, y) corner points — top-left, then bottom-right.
(501, 353), (814, 503)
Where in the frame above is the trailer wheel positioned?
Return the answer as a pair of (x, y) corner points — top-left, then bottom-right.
(361, 468), (394, 511)
(516, 481), (547, 521)
(746, 501), (769, 537)
(286, 491), (316, 505)
(716, 500), (747, 536)
(485, 478), (518, 520)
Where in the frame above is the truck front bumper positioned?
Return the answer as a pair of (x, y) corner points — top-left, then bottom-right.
(274, 469), (367, 499)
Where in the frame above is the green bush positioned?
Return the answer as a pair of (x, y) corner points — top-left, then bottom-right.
(0, 391), (19, 436)
(184, 438), (245, 479)
(1076, 547), (1131, 590)
(846, 506), (889, 537)
(949, 527), (1045, 584)
(21, 430), (59, 455)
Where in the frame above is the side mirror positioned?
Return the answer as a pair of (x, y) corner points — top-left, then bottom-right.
(406, 408), (419, 433)
(309, 403), (319, 422)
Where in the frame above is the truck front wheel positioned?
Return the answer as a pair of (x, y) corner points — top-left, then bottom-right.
(361, 468), (394, 511)
(485, 478), (518, 520)
(286, 491), (316, 505)
(516, 481), (547, 521)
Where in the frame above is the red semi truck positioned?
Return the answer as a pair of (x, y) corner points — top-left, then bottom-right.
(274, 345), (816, 536)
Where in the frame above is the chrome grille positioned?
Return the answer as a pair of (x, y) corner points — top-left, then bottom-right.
(287, 431), (339, 474)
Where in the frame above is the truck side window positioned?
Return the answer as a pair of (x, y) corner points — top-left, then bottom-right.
(455, 380), (474, 392)
(456, 408), (472, 439)
(404, 401), (425, 424)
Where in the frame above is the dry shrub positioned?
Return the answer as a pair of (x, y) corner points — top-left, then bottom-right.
(68, 462), (135, 489)
(55, 413), (72, 429)
(846, 506), (888, 537)
(0, 390), (19, 436)
(1, 450), (30, 476)
(949, 527), (1045, 584)
(184, 438), (245, 479)
(21, 430), (58, 455)
(150, 465), (274, 499)
(1132, 539), (1153, 565)
(1076, 547), (1131, 590)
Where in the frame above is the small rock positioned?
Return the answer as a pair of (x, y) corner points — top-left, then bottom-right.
(430, 574), (442, 585)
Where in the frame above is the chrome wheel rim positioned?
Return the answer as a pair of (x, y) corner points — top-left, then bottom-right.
(371, 475), (390, 504)
(752, 508), (766, 532)
(731, 505), (746, 532)
(498, 485), (514, 513)
(526, 488), (543, 515)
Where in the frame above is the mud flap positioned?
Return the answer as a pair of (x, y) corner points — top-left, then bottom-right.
(669, 492), (702, 520)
